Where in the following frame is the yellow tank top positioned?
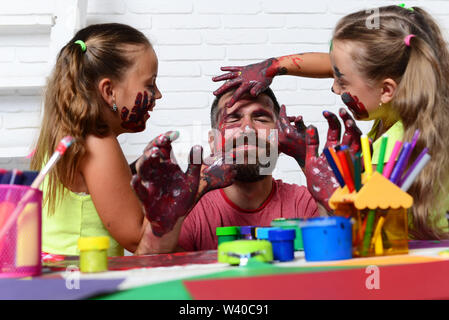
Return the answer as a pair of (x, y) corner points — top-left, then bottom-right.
(41, 178), (123, 256)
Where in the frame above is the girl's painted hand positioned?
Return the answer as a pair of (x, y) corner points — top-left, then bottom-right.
(132, 134), (203, 237)
(304, 110), (362, 212)
(276, 104), (307, 167)
(212, 58), (284, 107)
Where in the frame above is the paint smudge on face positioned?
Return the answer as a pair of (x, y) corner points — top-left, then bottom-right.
(333, 66), (344, 79)
(120, 90), (155, 132)
(341, 92), (369, 119)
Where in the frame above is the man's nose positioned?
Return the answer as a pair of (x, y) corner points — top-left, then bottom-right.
(331, 80), (342, 95)
(240, 117), (256, 133)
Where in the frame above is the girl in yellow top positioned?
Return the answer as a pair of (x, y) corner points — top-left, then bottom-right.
(213, 5), (449, 240)
(31, 23), (170, 256)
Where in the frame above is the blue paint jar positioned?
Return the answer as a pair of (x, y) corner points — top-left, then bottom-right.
(268, 229), (295, 262)
(300, 217), (352, 262)
(255, 227), (280, 240)
(240, 226), (257, 240)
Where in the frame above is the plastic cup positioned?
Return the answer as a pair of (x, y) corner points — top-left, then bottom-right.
(0, 185), (42, 278)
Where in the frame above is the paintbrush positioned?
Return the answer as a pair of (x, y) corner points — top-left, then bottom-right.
(0, 136), (74, 243)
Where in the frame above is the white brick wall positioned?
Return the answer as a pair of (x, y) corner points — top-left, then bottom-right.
(1, 0), (448, 186)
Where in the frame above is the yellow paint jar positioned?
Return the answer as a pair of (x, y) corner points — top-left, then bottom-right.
(78, 236), (109, 273)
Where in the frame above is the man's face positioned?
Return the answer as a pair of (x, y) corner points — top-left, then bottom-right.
(209, 91), (279, 182)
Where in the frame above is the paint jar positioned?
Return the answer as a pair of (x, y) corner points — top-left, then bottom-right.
(255, 227), (280, 240)
(216, 226), (239, 246)
(271, 218), (303, 251)
(268, 229), (295, 262)
(78, 236), (109, 273)
(239, 226), (257, 240)
(218, 240), (273, 266)
(300, 217), (352, 262)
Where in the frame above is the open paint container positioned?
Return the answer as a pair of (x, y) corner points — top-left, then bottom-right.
(300, 217), (352, 262)
(0, 185), (42, 278)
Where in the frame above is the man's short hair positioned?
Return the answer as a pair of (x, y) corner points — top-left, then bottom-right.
(210, 87), (281, 128)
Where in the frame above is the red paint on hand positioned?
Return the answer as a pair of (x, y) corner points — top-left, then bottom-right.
(133, 133), (236, 237)
(212, 58), (283, 108)
(303, 110), (362, 212)
(276, 105), (307, 167)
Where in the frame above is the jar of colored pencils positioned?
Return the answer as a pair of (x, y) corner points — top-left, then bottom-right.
(78, 236), (109, 273)
(329, 172), (412, 257)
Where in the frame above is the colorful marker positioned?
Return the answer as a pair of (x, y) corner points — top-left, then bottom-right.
(376, 135), (388, 174)
(401, 153), (431, 192)
(337, 149), (355, 193)
(383, 141), (402, 179)
(390, 142), (411, 185)
(361, 135), (372, 178)
(323, 148), (345, 188)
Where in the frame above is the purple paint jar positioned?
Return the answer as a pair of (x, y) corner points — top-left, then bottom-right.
(240, 226), (257, 240)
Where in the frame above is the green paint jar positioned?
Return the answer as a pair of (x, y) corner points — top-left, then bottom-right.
(78, 236), (109, 273)
(271, 218), (303, 251)
(216, 226), (239, 246)
(218, 240), (273, 265)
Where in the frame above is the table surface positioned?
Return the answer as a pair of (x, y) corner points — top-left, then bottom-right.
(2, 241), (449, 300)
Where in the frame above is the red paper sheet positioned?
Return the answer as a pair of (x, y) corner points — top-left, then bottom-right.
(183, 259), (449, 300)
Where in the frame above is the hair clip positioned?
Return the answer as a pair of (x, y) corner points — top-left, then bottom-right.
(404, 34), (416, 47)
(74, 40), (87, 52)
(397, 3), (414, 11)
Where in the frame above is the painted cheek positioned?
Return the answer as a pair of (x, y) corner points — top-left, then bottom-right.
(341, 92), (369, 119)
(120, 91), (151, 132)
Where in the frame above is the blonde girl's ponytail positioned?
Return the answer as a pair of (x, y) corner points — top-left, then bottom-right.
(393, 34), (449, 239)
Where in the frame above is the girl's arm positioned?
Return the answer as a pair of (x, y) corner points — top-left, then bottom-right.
(276, 53), (333, 78)
(213, 52), (333, 108)
(79, 134), (148, 253)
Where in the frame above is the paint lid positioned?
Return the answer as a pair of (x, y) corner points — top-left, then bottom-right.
(216, 226), (239, 236)
(78, 236), (110, 251)
(271, 218), (302, 227)
(240, 226), (257, 235)
(268, 229), (296, 241)
(299, 217), (351, 228)
(256, 227), (280, 240)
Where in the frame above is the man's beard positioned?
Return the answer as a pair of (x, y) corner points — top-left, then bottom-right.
(234, 163), (269, 182)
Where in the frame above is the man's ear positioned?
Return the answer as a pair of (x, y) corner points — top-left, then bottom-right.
(380, 78), (397, 104)
(98, 78), (114, 106)
(208, 129), (217, 155)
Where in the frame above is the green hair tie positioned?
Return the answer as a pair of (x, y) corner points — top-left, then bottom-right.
(397, 3), (414, 11)
(74, 40), (87, 52)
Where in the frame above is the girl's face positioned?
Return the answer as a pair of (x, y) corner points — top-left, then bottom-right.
(113, 46), (162, 133)
(330, 40), (383, 121)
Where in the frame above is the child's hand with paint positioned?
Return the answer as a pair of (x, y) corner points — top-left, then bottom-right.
(304, 109), (362, 213)
(275, 104), (307, 168)
(132, 132), (236, 238)
(212, 58), (283, 108)
(132, 131), (202, 237)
